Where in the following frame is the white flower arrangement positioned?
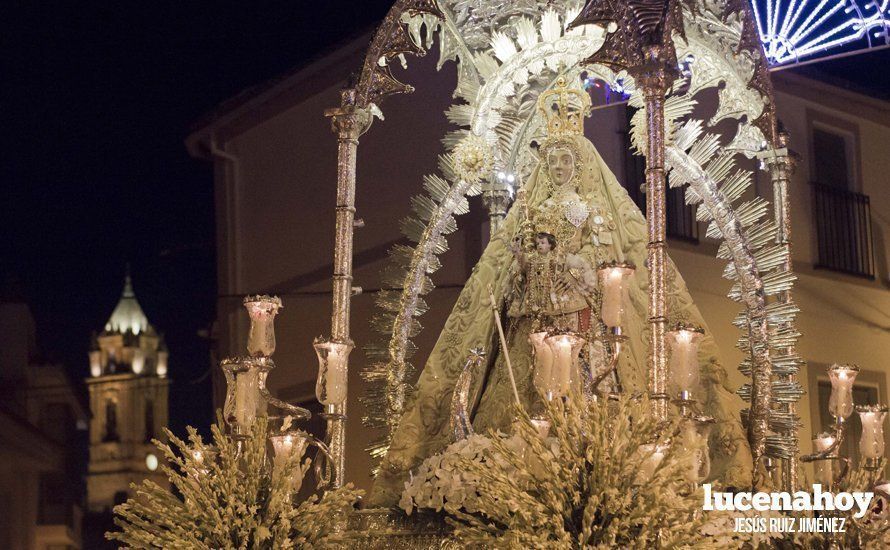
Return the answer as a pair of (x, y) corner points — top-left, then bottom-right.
(400, 432), (520, 515)
(400, 422), (561, 518)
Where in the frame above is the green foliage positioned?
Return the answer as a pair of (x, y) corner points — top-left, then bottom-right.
(443, 396), (712, 549)
(107, 414), (362, 549)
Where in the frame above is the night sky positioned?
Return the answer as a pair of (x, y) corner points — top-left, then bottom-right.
(0, 1), (392, 434)
(1, 2), (888, 436)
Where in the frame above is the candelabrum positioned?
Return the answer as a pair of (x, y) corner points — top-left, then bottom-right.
(313, 336), (353, 489)
(527, 261), (637, 402)
(528, 323), (586, 402)
(666, 323), (705, 418)
(800, 363), (890, 544)
(219, 295), (332, 490)
(521, 260), (717, 485)
(663, 321), (715, 485)
(590, 261), (635, 398)
(801, 364), (888, 485)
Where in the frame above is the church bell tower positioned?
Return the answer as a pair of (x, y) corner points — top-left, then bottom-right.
(85, 272), (170, 512)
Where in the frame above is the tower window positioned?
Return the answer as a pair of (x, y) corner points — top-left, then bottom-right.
(145, 399), (155, 442)
(103, 400), (119, 442)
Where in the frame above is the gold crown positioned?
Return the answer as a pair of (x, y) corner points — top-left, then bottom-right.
(537, 77), (592, 139)
(531, 204), (573, 245)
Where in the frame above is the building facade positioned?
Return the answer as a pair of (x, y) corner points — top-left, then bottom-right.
(0, 292), (87, 549)
(85, 274), (169, 513)
(186, 38), (890, 493)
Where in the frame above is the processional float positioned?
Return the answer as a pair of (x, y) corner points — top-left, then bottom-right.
(214, 0), (888, 546)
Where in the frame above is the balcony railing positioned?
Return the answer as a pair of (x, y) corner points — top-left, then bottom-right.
(812, 182), (874, 278)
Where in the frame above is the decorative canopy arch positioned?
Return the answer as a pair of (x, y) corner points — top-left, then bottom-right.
(325, 0), (803, 491)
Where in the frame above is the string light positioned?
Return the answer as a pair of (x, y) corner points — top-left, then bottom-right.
(752, 0), (889, 64)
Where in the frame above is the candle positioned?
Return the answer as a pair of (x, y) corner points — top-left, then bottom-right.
(269, 431), (309, 492)
(545, 331), (586, 395)
(813, 432), (836, 485)
(827, 364), (859, 420)
(598, 262), (635, 328)
(667, 324), (704, 399)
(638, 443), (666, 483)
(857, 405), (888, 460)
(530, 418), (551, 439)
(270, 432), (309, 469)
(191, 449), (207, 476)
(314, 338), (353, 405)
(529, 331), (555, 399)
(234, 367), (260, 430)
(188, 447), (215, 477)
(244, 295), (282, 357)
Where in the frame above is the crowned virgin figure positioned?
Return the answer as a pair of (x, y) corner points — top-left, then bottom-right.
(370, 79), (753, 506)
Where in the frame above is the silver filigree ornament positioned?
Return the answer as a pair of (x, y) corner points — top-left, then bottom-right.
(564, 199), (590, 228)
(452, 133), (495, 184)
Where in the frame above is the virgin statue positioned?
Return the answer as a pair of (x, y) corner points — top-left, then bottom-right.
(369, 80), (753, 507)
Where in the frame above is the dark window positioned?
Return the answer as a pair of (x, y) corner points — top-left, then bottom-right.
(145, 399), (155, 442)
(622, 107), (698, 242)
(40, 403), (73, 443)
(38, 473), (72, 526)
(103, 400), (119, 442)
(812, 127), (850, 189)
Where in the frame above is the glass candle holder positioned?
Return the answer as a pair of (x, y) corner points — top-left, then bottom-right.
(813, 432), (837, 486)
(857, 404), (888, 460)
(89, 350), (102, 377)
(221, 357), (271, 435)
(638, 443), (667, 483)
(530, 417), (551, 439)
(529, 330), (555, 399)
(269, 430), (309, 470)
(314, 337), (353, 406)
(545, 330), (586, 396)
(667, 323), (704, 400)
(597, 261), (635, 328)
(827, 363), (860, 420)
(875, 480), (890, 516)
(190, 448), (216, 476)
(692, 418), (714, 483)
(244, 295), (283, 357)
(269, 430), (310, 493)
